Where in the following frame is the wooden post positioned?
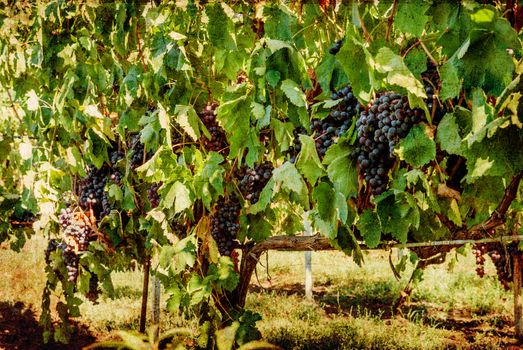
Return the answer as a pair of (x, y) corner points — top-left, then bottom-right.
(139, 256), (150, 333)
(515, 222), (523, 340)
(514, 253), (522, 340)
(304, 212), (313, 300)
(151, 276), (161, 326)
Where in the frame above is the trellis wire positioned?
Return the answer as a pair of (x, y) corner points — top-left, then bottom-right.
(390, 235), (523, 249)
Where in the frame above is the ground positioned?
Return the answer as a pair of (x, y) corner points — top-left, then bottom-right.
(1, 236), (522, 349)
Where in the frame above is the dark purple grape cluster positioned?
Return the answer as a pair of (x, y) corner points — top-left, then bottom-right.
(310, 84), (361, 158)
(45, 238), (60, 264)
(354, 92), (426, 195)
(286, 126), (306, 163)
(199, 102), (228, 153)
(148, 182), (162, 208)
(130, 134), (147, 168)
(421, 63), (447, 123)
(62, 248), (80, 282)
(237, 162), (273, 204)
(79, 166), (109, 217)
(210, 197), (241, 256)
(329, 39), (343, 55)
(109, 148), (124, 185)
(45, 238), (80, 282)
(100, 196), (111, 218)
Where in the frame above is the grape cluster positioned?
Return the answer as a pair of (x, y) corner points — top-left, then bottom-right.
(472, 243), (488, 278)
(472, 242), (522, 290)
(199, 102), (228, 153)
(148, 182), (162, 208)
(79, 166), (109, 217)
(421, 63), (446, 123)
(59, 208), (91, 251)
(286, 126), (306, 163)
(130, 134), (148, 168)
(109, 148), (124, 185)
(328, 39), (343, 55)
(354, 92), (426, 195)
(488, 246), (511, 290)
(45, 238), (81, 283)
(210, 197), (241, 256)
(237, 162), (274, 204)
(310, 84), (361, 158)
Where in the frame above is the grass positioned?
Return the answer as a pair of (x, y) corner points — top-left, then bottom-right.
(0, 236), (519, 349)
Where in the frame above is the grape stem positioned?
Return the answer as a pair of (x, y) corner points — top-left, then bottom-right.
(419, 39), (438, 67)
(385, 0), (398, 42)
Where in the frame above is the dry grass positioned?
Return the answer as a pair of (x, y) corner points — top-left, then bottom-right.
(0, 236), (520, 349)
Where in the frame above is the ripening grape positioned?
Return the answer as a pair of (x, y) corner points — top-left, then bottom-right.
(354, 92), (426, 195)
(148, 182), (162, 208)
(286, 126), (306, 163)
(421, 62), (447, 123)
(328, 39), (343, 55)
(210, 197), (241, 256)
(309, 84), (362, 158)
(79, 166), (107, 209)
(237, 162), (273, 204)
(472, 241), (521, 290)
(199, 102), (228, 153)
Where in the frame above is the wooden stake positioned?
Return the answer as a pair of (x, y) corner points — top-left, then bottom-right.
(303, 213), (313, 300)
(151, 275), (161, 326)
(514, 253), (522, 339)
(515, 222), (523, 340)
(139, 256), (150, 333)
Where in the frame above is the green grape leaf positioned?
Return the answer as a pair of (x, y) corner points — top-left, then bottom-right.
(447, 198), (462, 227)
(205, 3), (236, 50)
(263, 4), (297, 42)
(210, 257), (239, 292)
(266, 70), (281, 87)
(404, 47), (427, 77)
(335, 190), (348, 224)
(188, 275), (212, 306)
(464, 88), (494, 146)
(439, 59), (461, 100)
(217, 95), (261, 167)
(174, 105), (203, 141)
(336, 25), (372, 101)
(323, 142), (358, 199)
(272, 162), (308, 207)
(396, 124), (436, 167)
(296, 134), (324, 186)
(374, 47), (426, 98)
(395, 1), (431, 38)
(313, 182), (337, 225)
(357, 209), (382, 249)
(246, 212), (274, 242)
(280, 79), (307, 107)
(437, 113), (465, 155)
(376, 193), (417, 244)
(332, 225), (364, 266)
(165, 181), (192, 214)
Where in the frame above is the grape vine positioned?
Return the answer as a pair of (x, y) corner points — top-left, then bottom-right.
(0, 0), (521, 345)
